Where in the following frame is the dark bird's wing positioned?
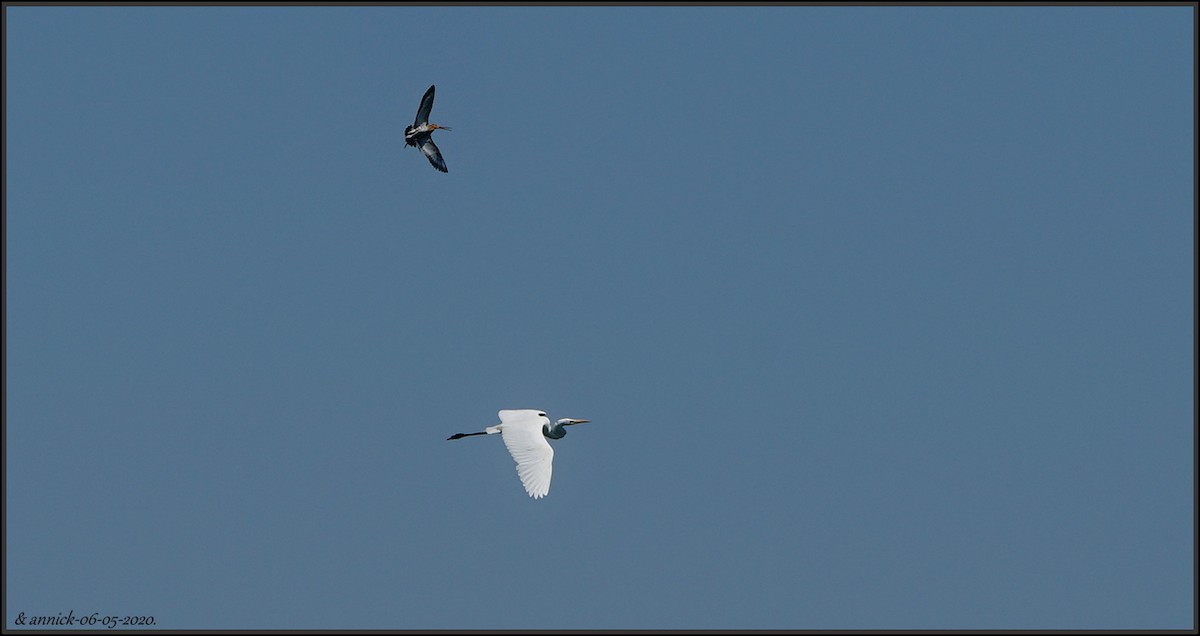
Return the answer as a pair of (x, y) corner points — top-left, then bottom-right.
(413, 85), (436, 127)
(419, 137), (448, 172)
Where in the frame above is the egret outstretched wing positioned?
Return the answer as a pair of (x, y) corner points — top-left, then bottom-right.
(414, 85), (436, 127)
(497, 411), (554, 499)
(418, 137), (448, 173)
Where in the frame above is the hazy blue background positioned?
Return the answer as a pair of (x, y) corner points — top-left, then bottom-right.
(5, 5), (1194, 630)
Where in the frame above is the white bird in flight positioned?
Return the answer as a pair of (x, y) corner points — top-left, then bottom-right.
(448, 409), (591, 499)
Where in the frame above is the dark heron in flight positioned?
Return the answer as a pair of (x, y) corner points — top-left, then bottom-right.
(404, 84), (451, 173)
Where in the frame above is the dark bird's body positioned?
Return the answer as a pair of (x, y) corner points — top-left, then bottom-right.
(405, 84), (451, 172)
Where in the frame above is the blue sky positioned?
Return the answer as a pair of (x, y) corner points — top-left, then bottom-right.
(5, 4), (1194, 630)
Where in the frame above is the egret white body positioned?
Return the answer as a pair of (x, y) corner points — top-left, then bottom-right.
(448, 409), (591, 499)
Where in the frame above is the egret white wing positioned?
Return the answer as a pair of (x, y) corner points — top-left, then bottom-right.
(499, 409), (545, 423)
(498, 416), (554, 499)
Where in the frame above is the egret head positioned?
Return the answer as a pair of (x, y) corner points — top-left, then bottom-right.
(543, 417), (590, 440)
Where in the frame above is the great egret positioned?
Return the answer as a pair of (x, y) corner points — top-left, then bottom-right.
(404, 84), (451, 173)
(448, 410), (591, 499)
